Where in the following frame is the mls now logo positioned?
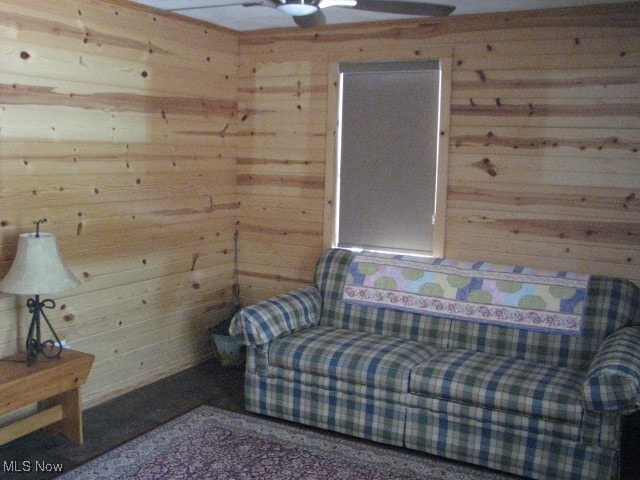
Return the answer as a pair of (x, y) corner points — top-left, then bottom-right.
(3, 460), (63, 473)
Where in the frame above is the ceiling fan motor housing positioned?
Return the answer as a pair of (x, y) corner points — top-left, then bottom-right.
(278, 0), (319, 15)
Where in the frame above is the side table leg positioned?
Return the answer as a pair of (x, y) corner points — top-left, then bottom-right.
(38, 387), (84, 444)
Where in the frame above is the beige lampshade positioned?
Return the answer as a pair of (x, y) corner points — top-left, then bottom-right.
(0, 232), (81, 295)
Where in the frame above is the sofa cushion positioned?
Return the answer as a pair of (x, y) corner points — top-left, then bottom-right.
(269, 326), (437, 393)
(410, 349), (584, 423)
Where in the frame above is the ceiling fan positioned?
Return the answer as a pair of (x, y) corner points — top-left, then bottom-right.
(243, 0), (455, 28)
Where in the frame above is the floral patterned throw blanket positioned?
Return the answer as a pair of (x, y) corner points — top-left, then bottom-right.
(342, 252), (590, 336)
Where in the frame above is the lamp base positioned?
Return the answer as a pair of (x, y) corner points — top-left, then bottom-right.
(25, 295), (62, 367)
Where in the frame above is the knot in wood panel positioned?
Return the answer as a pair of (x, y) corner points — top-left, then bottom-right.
(473, 158), (497, 177)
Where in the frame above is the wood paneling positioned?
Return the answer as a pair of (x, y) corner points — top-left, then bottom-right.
(0, 0), (239, 408)
(237, 2), (640, 304)
(1, 0), (639, 412)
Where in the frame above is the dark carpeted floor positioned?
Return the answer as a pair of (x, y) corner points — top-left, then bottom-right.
(0, 359), (245, 480)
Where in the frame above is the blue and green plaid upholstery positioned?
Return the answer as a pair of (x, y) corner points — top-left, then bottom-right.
(269, 326), (438, 392)
(245, 370), (408, 446)
(314, 248), (640, 370)
(445, 275), (640, 371)
(410, 349), (584, 423)
(234, 248), (640, 480)
(229, 285), (321, 346)
(583, 326), (640, 412)
(404, 403), (618, 479)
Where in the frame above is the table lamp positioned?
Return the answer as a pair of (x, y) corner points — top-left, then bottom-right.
(0, 221), (81, 366)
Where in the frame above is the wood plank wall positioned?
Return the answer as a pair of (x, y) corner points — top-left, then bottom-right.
(237, 2), (640, 305)
(0, 0), (638, 411)
(0, 0), (239, 407)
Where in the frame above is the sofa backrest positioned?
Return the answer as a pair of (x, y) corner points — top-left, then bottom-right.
(315, 248), (640, 370)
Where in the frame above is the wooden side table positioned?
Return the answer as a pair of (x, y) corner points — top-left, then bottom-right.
(0, 349), (94, 446)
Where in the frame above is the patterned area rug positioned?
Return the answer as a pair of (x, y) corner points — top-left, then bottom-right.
(59, 405), (515, 479)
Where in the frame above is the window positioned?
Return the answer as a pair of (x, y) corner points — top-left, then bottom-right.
(331, 59), (450, 257)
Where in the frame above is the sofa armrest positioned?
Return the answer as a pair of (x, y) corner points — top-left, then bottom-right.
(582, 326), (640, 412)
(229, 285), (322, 346)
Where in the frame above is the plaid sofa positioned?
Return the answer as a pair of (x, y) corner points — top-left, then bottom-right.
(230, 248), (640, 479)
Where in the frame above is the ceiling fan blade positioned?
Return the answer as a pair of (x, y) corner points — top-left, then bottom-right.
(293, 9), (327, 28)
(318, 0), (357, 8)
(242, 0), (278, 7)
(350, 0), (454, 16)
